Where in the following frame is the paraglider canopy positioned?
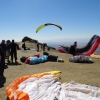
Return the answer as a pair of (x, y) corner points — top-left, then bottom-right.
(36, 23), (62, 33)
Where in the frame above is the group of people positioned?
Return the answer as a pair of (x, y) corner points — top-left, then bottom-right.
(37, 43), (50, 52)
(0, 39), (19, 77)
(0, 39), (77, 77)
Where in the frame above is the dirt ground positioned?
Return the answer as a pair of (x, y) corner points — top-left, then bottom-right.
(0, 42), (100, 100)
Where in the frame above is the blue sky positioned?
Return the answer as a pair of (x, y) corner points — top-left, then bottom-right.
(0, 0), (100, 43)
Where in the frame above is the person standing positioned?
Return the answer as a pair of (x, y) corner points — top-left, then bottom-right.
(41, 44), (42, 49)
(22, 42), (26, 50)
(6, 40), (11, 63)
(47, 47), (50, 51)
(69, 41), (77, 56)
(43, 43), (46, 51)
(0, 40), (6, 63)
(37, 43), (39, 52)
(0, 46), (5, 77)
(0, 40), (6, 58)
(9, 39), (19, 63)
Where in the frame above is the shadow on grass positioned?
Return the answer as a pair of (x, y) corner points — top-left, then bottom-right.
(4, 64), (9, 69)
(6, 62), (22, 66)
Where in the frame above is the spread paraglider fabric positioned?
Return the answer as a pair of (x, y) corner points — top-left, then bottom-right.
(58, 35), (100, 56)
(69, 55), (94, 63)
(6, 71), (100, 100)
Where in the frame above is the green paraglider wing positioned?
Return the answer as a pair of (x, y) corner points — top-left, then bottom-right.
(36, 23), (62, 33)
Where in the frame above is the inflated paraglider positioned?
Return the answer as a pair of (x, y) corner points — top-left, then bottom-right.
(36, 23), (62, 33)
(58, 35), (100, 56)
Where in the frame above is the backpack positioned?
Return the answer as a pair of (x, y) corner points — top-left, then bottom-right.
(48, 55), (58, 62)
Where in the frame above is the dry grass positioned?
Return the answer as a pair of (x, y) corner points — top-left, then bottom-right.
(0, 42), (100, 100)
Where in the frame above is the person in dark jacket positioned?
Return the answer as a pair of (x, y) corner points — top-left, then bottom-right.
(37, 43), (39, 52)
(43, 43), (46, 51)
(9, 39), (19, 63)
(0, 46), (5, 77)
(6, 40), (11, 63)
(69, 41), (77, 56)
(0, 40), (6, 58)
(22, 42), (26, 50)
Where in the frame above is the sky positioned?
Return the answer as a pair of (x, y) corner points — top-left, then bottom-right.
(0, 0), (100, 43)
